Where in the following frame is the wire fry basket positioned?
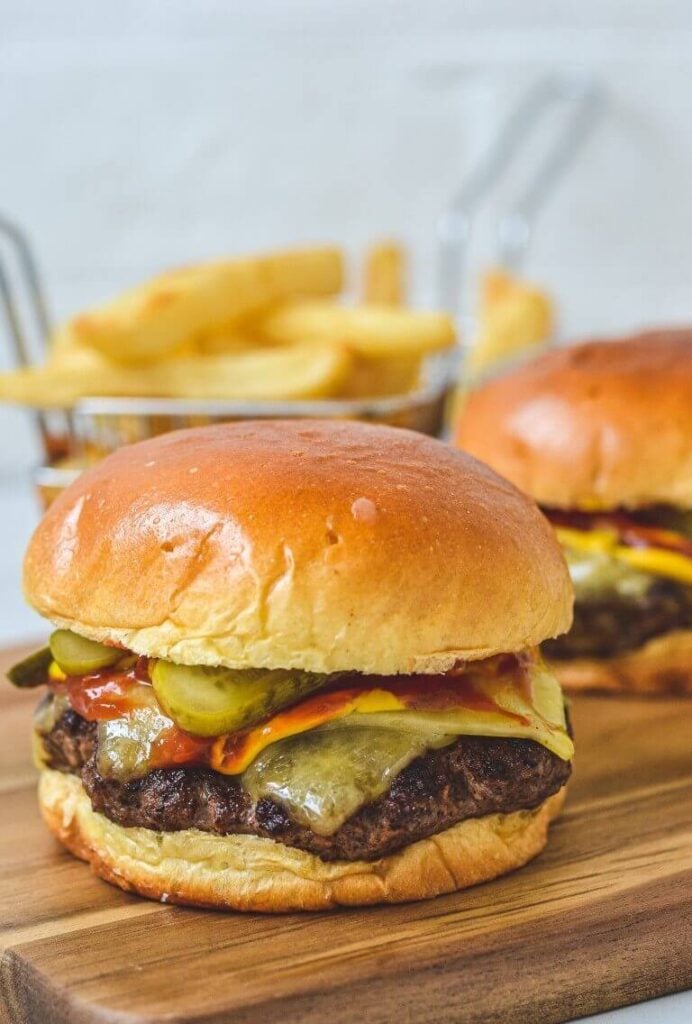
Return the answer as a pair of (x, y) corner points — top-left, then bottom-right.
(1, 72), (604, 508)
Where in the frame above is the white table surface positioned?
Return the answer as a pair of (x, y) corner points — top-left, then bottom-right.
(0, 479), (688, 1022)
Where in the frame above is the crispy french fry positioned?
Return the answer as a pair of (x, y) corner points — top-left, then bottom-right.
(192, 324), (259, 356)
(466, 270), (554, 377)
(258, 301), (455, 358)
(49, 323), (82, 360)
(194, 336), (257, 356)
(0, 345), (353, 408)
(260, 250), (343, 301)
(340, 354), (422, 398)
(363, 242), (406, 305)
(480, 268), (515, 307)
(60, 248), (344, 364)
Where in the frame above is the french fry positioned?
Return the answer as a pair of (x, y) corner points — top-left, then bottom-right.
(261, 250), (343, 301)
(339, 354), (422, 398)
(194, 335), (258, 356)
(0, 345), (353, 408)
(466, 270), (554, 377)
(363, 242), (406, 305)
(192, 323), (259, 356)
(479, 268), (516, 307)
(13, 244), (459, 414)
(49, 322), (83, 360)
(258, 301), (455, 358)
(47, 339), (102, 368)
(60, 248), (344, 364)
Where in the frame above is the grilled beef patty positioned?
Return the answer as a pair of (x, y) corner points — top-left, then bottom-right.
(42, 707), (571, 862)
(543, 579), (692, 660)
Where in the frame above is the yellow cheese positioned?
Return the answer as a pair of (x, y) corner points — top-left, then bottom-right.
(48, 661), (66, 682)
(211, 656), (573, 773)
(556, 527), (692, 586)
(241, 661), (572, 835)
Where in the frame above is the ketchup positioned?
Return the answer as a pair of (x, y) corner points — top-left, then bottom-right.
(50, 666), (212, 770)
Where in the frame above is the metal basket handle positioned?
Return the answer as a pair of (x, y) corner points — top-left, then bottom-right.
(437, 73), (606, 315)
(0, 213), (67, 451)
(0, 213), (52, 363)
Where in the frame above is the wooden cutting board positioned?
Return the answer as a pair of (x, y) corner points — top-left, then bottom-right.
(1, 644), (691, 1024)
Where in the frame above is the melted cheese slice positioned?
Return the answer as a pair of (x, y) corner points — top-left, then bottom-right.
(211, 656), (573, 774)
(556, 526), (692, 586)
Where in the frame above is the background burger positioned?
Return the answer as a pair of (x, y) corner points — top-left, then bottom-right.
(9, 420), (573, 911)
(455, 329), (692, 695)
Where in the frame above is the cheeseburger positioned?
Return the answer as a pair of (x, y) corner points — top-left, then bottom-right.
(456, 329), (692, 695)
(10, 420), (574, 911)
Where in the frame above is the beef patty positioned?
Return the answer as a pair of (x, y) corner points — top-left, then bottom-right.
(543, 579), (692, 660)
(41, 706), (571, 862)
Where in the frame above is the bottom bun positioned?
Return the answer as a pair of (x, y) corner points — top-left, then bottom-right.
(550, 629), (692, 696)
(39, 769), (566, 912)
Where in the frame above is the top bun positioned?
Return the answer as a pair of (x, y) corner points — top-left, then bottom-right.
(24, 420), (571, 675)
(455, 329), (692, 510)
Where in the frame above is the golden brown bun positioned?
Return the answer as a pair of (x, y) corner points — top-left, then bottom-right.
(455, 329), (692, 510)
(39, 769), (566, 912)
(551, 629), (692, 696)
(24, 420), (571, 675)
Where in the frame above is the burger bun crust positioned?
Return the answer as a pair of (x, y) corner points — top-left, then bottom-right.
(455, 330), (692, 510)
(24, 420), (572, 675)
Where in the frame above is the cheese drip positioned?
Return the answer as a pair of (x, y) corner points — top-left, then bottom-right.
(212, 657), (573, 773)
(243, 724), (453, 835)
(45, 653), (573, 837)
(238, 660), (573, 834)
(556, 526), (692, 587)
(240, 662), (571, 837)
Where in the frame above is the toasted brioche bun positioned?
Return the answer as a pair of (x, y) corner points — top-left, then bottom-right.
(24, 420), (571, 675)
(551, 629), (692, 696)
(455, 330), (692, 510)
(39, 769), (566, 911)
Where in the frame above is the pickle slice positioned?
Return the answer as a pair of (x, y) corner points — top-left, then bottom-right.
(151, 661), (334, 737)
(49, 629), (123, 675)
(7, 646), (52, 688)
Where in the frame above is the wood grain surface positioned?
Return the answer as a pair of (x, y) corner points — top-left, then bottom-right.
(1, 644), (690, 1024)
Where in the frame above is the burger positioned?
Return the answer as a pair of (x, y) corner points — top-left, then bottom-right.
(455, 329), (692, 695)
(9, 420), (574, 911)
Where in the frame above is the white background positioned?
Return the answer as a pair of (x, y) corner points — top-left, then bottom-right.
(0, 6), (690, 1017)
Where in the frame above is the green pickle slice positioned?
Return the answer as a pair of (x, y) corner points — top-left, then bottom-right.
(7, 646), (52, 687)
(151, 661), (334, 737)
(49, 630), (123, 675)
